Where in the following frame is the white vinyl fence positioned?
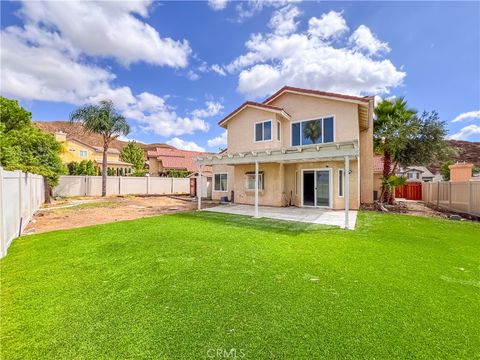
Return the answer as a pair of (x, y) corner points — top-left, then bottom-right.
(423, 181), (480, 217)
(0, 168), (45, 257)
(53, 176), (190, 197)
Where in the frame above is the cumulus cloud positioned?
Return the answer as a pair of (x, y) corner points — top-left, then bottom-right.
(308, 11), (348, 40)
(207, 131), (228, 148)
(449, 124), (480, 140)
(235, 0), (297, 21)
(191, 101), (223, 118)
(208, 0), (228, 11)
(211, 64), (227, 76)
(268, 5), (301, 35)
(0, 1), (213, 138)
(218, 7), (404, 98)
(166, 137), (205, 152)
(349, 25), (390, 55)
(18, 0), (191, 67)
(452, 110), (480, 123)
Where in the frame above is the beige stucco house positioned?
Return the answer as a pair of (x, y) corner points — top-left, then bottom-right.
(196, 86), (375, 215)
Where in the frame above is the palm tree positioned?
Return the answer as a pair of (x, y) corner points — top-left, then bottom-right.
(374, 98), (417, 203)
(303, 120), (322, 144)
(70, 100), (130, 197)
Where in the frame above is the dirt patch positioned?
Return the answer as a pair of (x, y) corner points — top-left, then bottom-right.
(25, 195), (212, 234)
(362, 200), (447, 219)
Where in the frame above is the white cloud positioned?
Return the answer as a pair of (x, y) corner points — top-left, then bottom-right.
(268, 5), (301, 36)
(349, 25), (390, 55)
(19, 0), (191, 67)
(207, 131), (228, 148)
(191, 101), (223, 118)
(235, 0), (297, 21)
(449, 124), (480, 140)
(223, 7), (404, 98)
(211, 64), (227, 76)
(166, 137), (205, 152)
(308, 11), (348, 40)
(208, 0), (228, 11)
(452, 110), (480, 123)
(187, 70), (200, 81)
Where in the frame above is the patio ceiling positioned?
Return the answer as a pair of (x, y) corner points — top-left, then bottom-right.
(195, 140), (358, 166)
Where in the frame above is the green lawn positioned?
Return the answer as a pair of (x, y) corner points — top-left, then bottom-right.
(1, 212), (479, 359)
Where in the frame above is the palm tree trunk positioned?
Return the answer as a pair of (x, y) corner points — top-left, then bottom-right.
(102, 144), (108, 197)
(381, 151), (392, 203)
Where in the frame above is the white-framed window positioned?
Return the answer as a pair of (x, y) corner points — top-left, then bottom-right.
(254, 120), (272, 142)
(291, 116), (335, 146)
(338, 169), (344, 197)
(213, 173), (228, 192)
(79, 150), (88, 157)
(244, 172), (264, 190)
(277, 120), (281, 141)
(407, 172), (419, 180)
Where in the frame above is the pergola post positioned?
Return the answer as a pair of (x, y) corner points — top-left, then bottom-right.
(254, 160), (259, 218)
(197, 165), (202, 211)
(344, 156), (350, 229)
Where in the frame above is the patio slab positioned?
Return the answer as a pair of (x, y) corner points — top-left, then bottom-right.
(204, 204), (357, 229)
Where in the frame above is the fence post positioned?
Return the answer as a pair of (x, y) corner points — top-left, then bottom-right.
(449, 182), (452, 208)
(85, 176), (88, 196)
(0, 167), (5, 257)
(437, 182), (440, 207)
(118, 177), (121, 195)
(468, 182), (472, 213)
(146, 176), (149, 195)
(171, 178), (174, 194)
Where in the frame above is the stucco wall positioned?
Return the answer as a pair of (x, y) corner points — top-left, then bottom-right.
(227, 107), (283, 154)
(211, 164), (235, 201)
(60, 140), (120, 163)
(268, 92), (360, 144)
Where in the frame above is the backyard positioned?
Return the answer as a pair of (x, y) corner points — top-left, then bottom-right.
(1, 211), (479, 359)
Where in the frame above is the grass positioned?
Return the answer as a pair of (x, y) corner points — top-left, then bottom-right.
(1, 211), (479, 359)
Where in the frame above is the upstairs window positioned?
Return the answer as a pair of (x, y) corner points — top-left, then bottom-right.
(277, 121), (281, 141)
(255, 120), (272, 142)
(214, 173), (228, 192)
(79, 150), (88, 157)
(291, 116), (335, 146)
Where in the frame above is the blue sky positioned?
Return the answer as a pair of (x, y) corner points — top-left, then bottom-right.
(1, 0), (479, 151)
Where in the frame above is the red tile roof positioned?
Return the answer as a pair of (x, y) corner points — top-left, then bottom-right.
(218, 101), (290, 126)
(263, 86), (372, 105)
(147, 147), (208, 172)
(373, 155), (384, 172)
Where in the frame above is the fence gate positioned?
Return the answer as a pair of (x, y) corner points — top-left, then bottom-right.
(395, 182), (422, 200)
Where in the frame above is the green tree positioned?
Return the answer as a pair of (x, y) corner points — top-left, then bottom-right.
(0, 97), (65, 201)
(440, 160), (454, 181)
(303, 120), (322, 144)
(0, 97), (32, 132)
(67, 161), (79, 175)
(70, 100), (130, 196)
(120, 141), (145, 171)
(374, 99), (452, 204)
(75, 160), (96, 176)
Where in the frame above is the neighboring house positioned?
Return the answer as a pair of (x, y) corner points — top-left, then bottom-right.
(373, 155), (384, 199)
(147, 147), (211, 177)
(196, 86), (375, 210)
(54, 131), (133, 174)
(397, 166), (435, 182)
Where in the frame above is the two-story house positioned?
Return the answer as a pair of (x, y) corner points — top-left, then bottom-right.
(196, 86), (374, 215)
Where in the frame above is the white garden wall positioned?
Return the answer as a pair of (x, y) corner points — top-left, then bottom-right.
(0, 168), (45, 258)
(53, 176), (190, 197)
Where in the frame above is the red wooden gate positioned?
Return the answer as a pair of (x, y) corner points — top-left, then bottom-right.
(395, 182), (422, 200)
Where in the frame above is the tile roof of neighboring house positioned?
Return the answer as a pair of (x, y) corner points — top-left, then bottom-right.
(262, 86), (373, 105)
(373, 155), (384, 172)
(218, 101), (291, 127)
(147, 147), (210, 172)
(34, 121), (173, 151)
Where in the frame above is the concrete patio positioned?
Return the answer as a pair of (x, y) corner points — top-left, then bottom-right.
(204, 204), (357, 229)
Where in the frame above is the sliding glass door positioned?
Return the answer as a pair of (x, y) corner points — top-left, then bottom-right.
(302, 169), (331, 207)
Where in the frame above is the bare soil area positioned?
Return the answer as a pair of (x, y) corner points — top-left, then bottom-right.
(25, 195), (209, 234)
(362, 200), (447, 219)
